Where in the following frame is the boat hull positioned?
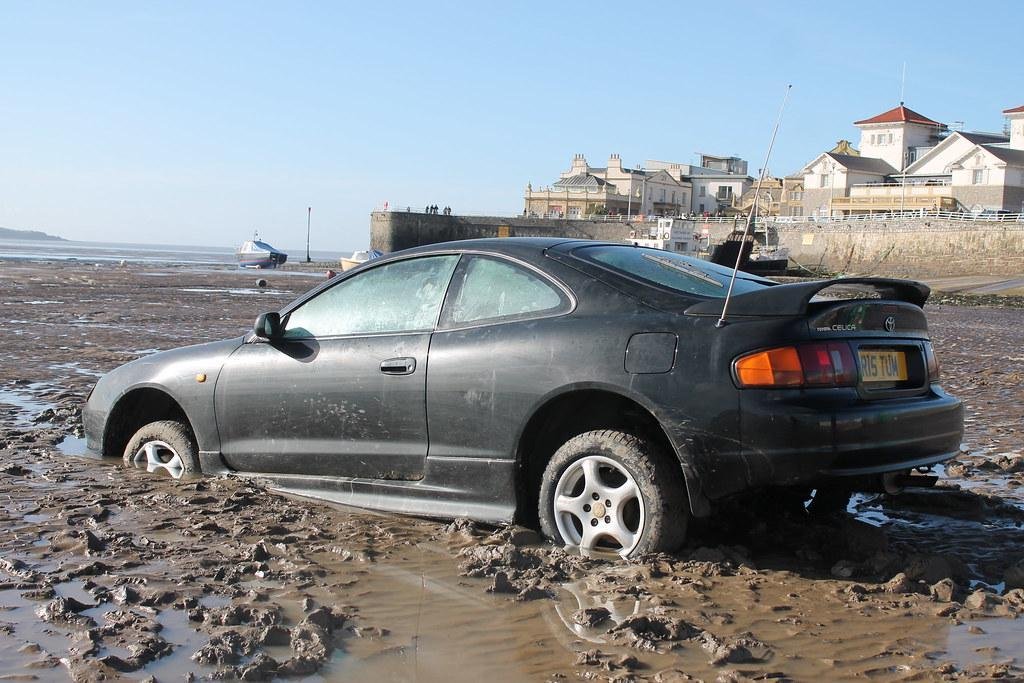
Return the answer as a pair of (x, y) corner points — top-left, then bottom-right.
(237, 253), (288, 269)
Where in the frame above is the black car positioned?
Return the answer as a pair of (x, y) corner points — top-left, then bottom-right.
(83, 238), (963, 557)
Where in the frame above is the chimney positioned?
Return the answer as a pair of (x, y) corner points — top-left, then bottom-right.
(608, 153), (622, 171)
(1006, 107), (1024, 150)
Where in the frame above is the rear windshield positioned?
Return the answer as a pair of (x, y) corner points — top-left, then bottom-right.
(573, 245), (772, 298)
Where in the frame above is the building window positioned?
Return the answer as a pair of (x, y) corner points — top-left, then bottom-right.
(973, 169), (985, 185)
(715, 186), (733, 201)
(670, 191), (675, 204)
(699, 186), (706, 197)
(820, 173), (830, 188)
(660, 188), (666, 202)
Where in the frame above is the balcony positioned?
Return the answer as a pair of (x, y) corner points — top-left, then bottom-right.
(832, 182), (957, 213)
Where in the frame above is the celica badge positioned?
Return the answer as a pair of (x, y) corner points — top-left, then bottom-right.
(884, 315), (896, 333)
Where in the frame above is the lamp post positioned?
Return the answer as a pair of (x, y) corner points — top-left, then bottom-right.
(828, 163), (837, 220)
(305, 207), (311, 263)
(640, 174), (647, 218)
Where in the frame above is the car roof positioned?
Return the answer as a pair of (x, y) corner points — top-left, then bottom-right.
(381, 237), (611, 262)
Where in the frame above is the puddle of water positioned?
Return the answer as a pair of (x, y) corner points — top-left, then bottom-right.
(47, 362), (104, 379)
(945, 617), (1024, 669)
(0, 581), (110, 677)
(179, 287), (289, 296)
(0, 386), (55, 427)
(56, 435), (96, 458)
(1, 300), (63, 305)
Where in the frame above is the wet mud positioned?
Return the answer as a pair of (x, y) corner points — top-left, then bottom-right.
(1, 261), (1023, 681)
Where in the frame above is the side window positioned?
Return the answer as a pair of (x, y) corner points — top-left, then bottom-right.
(283, 255), (459, 338)
(441, 256), (568, 327)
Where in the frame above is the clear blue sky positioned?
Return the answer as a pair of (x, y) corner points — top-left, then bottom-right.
(2, 1), (1021, 251)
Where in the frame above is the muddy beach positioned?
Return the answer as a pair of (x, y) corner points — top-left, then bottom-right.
(1, 261), (1023, 682)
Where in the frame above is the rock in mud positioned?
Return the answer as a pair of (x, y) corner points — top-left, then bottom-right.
(301, 605), (349, 632)
(192, 631), (254, 666)
(700, 632), (767, 666)
(929, 578), (961, 603)
(964, 589), (1007, 614)
(610, 614), (700, 644)
(882, 572), (924, 594)
(572, 607), (611, 627)
(488, 571), (517, 594)
(36, 596), (96, 626)
(239, 652), (279, 681)
(289, 624), (331, 660)
(574, 649), (602, 666)
(277, 655), (322, 677)
(255, 624), (291, 647)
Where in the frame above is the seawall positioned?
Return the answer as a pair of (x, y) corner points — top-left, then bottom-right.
(369, 211), (1024, 278)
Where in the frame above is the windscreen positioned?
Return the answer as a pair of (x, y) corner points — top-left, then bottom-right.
(573, 245), (773, 298)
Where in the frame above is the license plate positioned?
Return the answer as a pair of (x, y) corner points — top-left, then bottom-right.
(858, 350), (908, 382)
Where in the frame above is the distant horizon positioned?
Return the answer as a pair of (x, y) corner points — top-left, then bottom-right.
(0, 225), (348, 256)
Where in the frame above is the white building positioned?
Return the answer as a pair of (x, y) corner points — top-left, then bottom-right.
(798, 104), (1024, 216)
(524, 153), (753, 219)
(646, 155), (753, 215)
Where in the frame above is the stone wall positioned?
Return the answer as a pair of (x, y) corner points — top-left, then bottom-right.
(952, 185), (1006, 212)
(774, 219), (1024, 278)
(370, 211), (631, 253)
(369, 211), (1024, 278)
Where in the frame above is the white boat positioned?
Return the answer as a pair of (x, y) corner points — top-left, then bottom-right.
(236, 232), (288, 269)
(340, 249), (384, 271)
(628, 218), (705, 256)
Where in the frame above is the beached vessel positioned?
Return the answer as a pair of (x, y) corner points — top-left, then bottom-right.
(237, 232), (288, 269)
(340, 249), (384, 271)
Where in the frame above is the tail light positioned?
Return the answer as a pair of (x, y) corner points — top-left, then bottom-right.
(924, 342), (941, 382)
(734, 342), (857, 388)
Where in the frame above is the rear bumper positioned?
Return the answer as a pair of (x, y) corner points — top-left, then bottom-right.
(735, 384), (963, 489)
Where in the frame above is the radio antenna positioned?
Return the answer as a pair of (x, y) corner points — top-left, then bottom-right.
(716, 84), (792, 328)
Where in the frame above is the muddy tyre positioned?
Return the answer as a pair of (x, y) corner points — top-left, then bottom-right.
(538, 430), (688, 558)
(123, 419), (199, 474)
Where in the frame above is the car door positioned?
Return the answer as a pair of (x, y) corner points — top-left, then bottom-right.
(215, 254), (459, 479)
(425, 254), (574, 461)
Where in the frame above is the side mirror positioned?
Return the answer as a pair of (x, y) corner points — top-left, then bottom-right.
(253, 312), (282, 339)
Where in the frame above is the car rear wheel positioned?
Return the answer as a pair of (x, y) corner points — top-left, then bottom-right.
(123, 419), (199, 475)
(538, 430), (688, 558)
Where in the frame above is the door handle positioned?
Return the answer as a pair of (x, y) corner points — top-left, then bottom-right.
(380, 357), (416, 375)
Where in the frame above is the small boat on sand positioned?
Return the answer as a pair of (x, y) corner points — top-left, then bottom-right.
(237, 232), (288, 269)
(340, 249), (384, 271)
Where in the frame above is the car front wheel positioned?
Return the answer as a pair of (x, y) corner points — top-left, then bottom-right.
(538, 430), (688, 558)
(123, 419), (199, 475)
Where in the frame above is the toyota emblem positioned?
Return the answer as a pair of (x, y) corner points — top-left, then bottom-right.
(884, 315), (896, 333)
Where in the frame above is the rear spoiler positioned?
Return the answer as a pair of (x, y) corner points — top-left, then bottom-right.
(685, 277), (931, 318)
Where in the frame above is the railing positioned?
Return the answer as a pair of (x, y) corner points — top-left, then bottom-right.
(852, 180), (953, 187)
(373, 205), (1024, 224)
(768, 210), (1024, 224)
